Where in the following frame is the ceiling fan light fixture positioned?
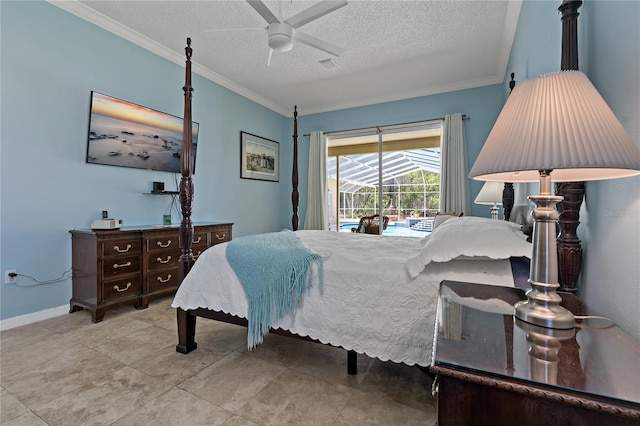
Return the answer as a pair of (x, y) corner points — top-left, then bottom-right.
(268, 22), (293, 52)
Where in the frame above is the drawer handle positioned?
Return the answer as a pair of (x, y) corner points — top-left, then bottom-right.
(193, 236), (202, 244)
(113, 261), (132, 269)
(157, 255), (172, 264)
(113, 244), (132, 253)
(157, 240), (172, 248)
(431, 376), (439, 396)
(113, 282), (132, 292)
(157, 274), (172, 283)
(215, 233), (226, 240)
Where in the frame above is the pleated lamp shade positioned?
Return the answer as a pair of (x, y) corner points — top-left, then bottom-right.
(469, 70), (640, 182)
(474, 181), (504, 205)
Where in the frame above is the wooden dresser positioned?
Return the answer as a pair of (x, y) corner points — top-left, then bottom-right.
(430, 281), (640, 425)
(70, 222), (232, 322)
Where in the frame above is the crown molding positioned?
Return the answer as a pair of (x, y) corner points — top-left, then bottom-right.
(47, 1), (289, 117)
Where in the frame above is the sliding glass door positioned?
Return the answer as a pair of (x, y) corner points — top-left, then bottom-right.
(327, 121), (442, 236)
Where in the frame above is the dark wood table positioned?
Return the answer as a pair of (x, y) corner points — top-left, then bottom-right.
(430, 280), (640, 425)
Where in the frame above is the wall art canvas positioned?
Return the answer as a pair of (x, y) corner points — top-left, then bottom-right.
(86, 92), (199, 173)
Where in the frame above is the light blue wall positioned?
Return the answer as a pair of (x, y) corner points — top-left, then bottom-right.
(0, 1), (291, 320)
(580, 0), (640, 339)
(296, 85), (506, 225)
(504, 0), (640, 338)
(503, 0), (562, 83)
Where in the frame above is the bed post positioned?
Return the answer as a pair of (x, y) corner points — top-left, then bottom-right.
(178, 37), (195, 281)
(289, 107), (356, 373)
(502, 73), (516, 222)
(176, 37), (197, 354)
(292, 106), (299, 231)
(555, 0), (584, 293)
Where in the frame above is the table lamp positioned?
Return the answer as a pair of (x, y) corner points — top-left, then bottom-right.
(469, 70), (640, 329)
(474, 181), (504, 219)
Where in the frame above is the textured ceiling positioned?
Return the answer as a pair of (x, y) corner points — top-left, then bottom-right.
(51, 0), (522, 116)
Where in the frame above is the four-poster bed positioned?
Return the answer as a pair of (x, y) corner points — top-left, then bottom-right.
(172, 0), (586, 371)
(173, 38), (534, 373)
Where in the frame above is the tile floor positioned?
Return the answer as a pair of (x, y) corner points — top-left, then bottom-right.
(1, 297), (437, 425)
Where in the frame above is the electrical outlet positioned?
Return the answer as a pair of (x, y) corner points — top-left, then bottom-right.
(5, 270), (17, 284)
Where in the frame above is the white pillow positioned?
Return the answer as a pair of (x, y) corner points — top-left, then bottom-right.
(408, 216), (531, 276)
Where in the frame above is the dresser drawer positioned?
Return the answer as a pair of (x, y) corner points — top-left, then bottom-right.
(101, 238), (141, 257)
(147, 249), (180, 271)
(147, 270), (180, 292)
(211, 228), (231, 245)
(147, 234), (178, 252)
(193, 247), (206, 260)
(102, 255), (141, 278)
(102, 275), (141, 302)
(192, 232), (207, 250)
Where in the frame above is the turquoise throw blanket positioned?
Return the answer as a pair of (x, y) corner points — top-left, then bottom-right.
(226, 230), (324, 349)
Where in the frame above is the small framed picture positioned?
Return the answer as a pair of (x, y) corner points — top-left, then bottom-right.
(240, 131), (279, 182)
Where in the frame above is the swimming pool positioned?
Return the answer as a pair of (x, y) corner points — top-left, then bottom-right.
(339, 222), (429, 238)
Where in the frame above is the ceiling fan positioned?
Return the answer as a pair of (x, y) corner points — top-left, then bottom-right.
(207, 0), (348, 66)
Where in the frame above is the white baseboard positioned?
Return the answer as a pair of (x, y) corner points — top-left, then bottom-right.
(0, 305), (69, 331)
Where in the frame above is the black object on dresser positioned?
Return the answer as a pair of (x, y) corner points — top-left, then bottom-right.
(69, 222), (232, 322)
(430, 280), (640, 426)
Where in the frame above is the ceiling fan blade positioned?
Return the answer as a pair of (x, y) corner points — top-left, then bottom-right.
(246, 0), (279, 24)
(267, 48), (274, 66)
(294, 30), (345, 57)
(204, 27), (264, 34)
(286, 0), (347, 29)
(267, 49), (285, 67)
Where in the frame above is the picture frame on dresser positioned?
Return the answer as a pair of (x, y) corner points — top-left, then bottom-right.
(240, 131), (279, 182)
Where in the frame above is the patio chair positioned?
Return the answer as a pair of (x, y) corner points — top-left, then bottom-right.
(351, 214), (389, 234)
(433, 212), (464, 229)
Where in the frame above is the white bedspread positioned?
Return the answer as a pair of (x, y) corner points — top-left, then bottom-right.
(172, 219), (532, 366)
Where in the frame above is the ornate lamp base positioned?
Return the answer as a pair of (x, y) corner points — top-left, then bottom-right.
(515, 292), (575, 329)
(515, 171), (575, 330)
(490, 204), (499, 220)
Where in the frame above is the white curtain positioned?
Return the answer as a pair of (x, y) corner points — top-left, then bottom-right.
(304, 131), (328, 230)
(440, 113), (469, 214)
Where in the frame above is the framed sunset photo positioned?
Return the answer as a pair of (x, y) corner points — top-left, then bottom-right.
(85, 92), (199, 173)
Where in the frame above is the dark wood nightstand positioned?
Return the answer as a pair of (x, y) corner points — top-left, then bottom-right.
(430, 280), (640, 425)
